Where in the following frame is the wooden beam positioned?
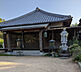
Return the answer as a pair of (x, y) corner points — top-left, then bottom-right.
(39, 30), (43, 52)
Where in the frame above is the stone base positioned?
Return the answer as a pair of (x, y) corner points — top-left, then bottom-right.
(59, 53), (71, 57)
(4, 50), (44, 56)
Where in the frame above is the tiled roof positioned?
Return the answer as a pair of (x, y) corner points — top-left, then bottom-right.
(0, 7), (72, 27)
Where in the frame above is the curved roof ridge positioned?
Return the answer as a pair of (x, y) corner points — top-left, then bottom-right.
(39, 8), (71, 18)
(0, 10), (36, 25)
(0, 7), (41, 25)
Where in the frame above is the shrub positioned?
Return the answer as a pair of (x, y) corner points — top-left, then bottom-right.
(68, 38), (79, 46)
(0, 38), (4, 48)
(73, 39), (79, 44)
(73, 54), (81, 62)
(0, 53), (14, 56)
(69, 38), (81, 62)
(68, 40), (73, 46)
(69, 43), (81, 62)
(78, 40), (81, 46)
(44, 53), (52, 56)
(69, 43), (81, 57)
(69, 43), (80, 52)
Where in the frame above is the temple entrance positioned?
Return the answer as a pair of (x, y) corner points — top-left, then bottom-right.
(24, 32), (39, 50)
(8, 31), (39, 50)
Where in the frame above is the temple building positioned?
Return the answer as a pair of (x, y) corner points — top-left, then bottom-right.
(0, 7), (73, 52)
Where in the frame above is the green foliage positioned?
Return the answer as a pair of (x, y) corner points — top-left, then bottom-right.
(73, 54), (81, 62)
(73, 39), (79, 44)
(70, 23), (78, 27)
(2, 19), (5, 22)
(44, 53), (52, 56)
(69, 38), (81, 62)
(0, 38), (4, 48)
(68, 40), (73, 46)
(0, 18), (5, 22)
(0, 53), (13, 56)
(78, 40), (81, 46)
(68, 38), (79, 46)
(74, 23), (78, 26)
(0, 32), (3, 39)
(69, 44), (81, 55)
(0, 18), (5, 48)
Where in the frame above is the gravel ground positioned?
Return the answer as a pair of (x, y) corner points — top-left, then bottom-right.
(0, 56), (80, 72)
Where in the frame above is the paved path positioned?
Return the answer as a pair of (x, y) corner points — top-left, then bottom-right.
(0, 56), (80, 72)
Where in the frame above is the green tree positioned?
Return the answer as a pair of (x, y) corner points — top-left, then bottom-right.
(70, 23), (78, 27)
(0, 18), (5, 22)
(0, 18), (5, 38)
(0, 18), (5, 48)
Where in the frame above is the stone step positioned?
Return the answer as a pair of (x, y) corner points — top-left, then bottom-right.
(5, 50), (43, 56)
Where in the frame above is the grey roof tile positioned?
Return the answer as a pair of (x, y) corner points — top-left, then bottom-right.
(0, 7), (72, 27)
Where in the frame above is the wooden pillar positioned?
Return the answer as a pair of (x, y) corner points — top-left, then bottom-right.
(74, 30), (76, 39)
(52, 30), (54, 39)
(22, 31), (25, 48)
(39, 30), (43, 52)
(7, 32), (12, 51)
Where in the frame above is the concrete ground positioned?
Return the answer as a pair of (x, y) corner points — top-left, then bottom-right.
(0, 56), (80, 72)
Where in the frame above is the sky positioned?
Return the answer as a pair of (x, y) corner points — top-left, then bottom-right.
(0, 0), (81, 24)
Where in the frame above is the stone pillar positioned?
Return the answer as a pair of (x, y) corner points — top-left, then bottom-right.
(39, 30), (43, 52)
(7, 32), (12, 51)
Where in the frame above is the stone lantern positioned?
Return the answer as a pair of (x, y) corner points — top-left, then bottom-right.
(49, 40), (55, 50)
(60, 28), (68, 51)
(16, 38), (22, 48)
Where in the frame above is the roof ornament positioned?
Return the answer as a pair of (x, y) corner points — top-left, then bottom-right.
(36, 7), (40, 11)
(79, 18), (81, 26)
